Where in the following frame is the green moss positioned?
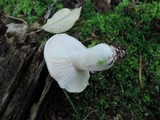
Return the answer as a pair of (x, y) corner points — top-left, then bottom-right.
(70, 1), (160, 119)
(1, 0), (160, 119)
(0, 0), (59, 24)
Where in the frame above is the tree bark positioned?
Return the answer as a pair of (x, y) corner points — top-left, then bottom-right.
(0, 32), (55, 120)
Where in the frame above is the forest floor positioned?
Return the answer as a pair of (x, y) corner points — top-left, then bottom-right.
(0, 0), (160, 119)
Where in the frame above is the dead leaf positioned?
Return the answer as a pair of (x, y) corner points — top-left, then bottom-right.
(42, 7), (82, 33)
(94, 0), (111, 12)
(31, 22), (41, 29)
(6, 23), (28, 43)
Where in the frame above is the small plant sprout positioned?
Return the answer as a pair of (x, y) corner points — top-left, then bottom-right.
(44, 34), (125, 93)
(96, 58), (106, 66)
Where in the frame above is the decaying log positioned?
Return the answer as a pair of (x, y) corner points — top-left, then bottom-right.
(0, 26), (55, 120)
(29, 75), (55, 120)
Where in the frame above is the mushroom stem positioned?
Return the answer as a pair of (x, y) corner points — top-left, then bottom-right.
(72, 43), (117, 71)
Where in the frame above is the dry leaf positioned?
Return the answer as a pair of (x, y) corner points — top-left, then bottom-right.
(31, 22), (41, 29)
(42, 7), (82, 33)
(94, 0), (111, 12)
(6, 23), (28, 42)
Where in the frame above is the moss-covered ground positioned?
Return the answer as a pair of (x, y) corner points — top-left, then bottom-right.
(0, 0), (160, 119)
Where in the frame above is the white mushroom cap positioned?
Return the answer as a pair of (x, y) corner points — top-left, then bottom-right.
(44, 34), (90, 93)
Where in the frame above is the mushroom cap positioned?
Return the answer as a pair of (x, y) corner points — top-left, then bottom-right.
(44, 34), (90, 93)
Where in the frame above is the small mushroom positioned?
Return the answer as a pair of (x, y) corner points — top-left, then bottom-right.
(44, 34), (124, 93)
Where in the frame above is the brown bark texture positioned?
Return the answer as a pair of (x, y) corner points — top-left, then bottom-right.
(0, 23), (55, 120)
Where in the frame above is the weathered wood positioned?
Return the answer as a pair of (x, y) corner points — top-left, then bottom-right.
(0, 31), (55, 120)
(1, 44), (44, 120)
(29, 75), (55, 120)
(0, 36), (35, 118)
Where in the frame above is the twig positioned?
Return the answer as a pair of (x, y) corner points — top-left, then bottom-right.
(139, 54), (143, 95)
(44, 0), (58, 23)
(83, 110), (98, 120)
(75, 0), (83, 8)
(26, 28), (43, 36)
(5, 15), (28, 24)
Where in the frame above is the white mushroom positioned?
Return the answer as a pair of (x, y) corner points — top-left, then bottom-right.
(44, 34), (124, 93)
